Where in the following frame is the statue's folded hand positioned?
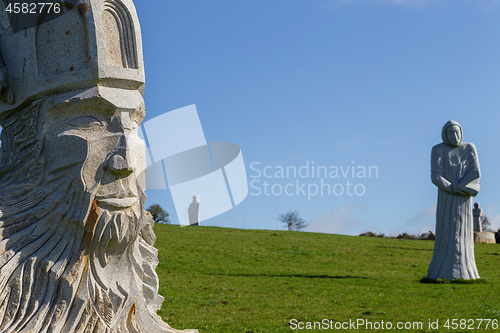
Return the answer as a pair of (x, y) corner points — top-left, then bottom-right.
(456, 182), (479, 197)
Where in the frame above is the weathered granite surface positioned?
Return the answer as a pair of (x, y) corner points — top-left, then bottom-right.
(427, 120), (480, 281)
(0, 1), (197, 332)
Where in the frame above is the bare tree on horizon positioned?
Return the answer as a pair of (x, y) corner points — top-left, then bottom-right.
(279, 210), (308, 231)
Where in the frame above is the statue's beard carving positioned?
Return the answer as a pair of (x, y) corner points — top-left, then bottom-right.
(0, 101), (166, 333)
(85, 202), (145, 329)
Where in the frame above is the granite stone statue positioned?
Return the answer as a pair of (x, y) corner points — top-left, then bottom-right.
(473, 202), (483, 232)
(188, 196), (201, 226)
(472, 203), (496, 244)
(427, 120), (480, 281)
(0, 1), (197, 332)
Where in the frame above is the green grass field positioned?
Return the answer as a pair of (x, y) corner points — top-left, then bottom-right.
(153, 224), (500, 333)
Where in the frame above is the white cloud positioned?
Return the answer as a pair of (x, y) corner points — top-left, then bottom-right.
(306, 203), (366, 235)
(378, 204), (436, 237)
(404, 203), (436, 226)
(303, 203), (438, 237)
(391, 203), (437, 236)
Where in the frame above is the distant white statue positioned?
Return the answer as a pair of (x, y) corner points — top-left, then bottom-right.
(473, 202), (483, 232)
(188, 195), (201, 225)
(427, 120), (481, 281)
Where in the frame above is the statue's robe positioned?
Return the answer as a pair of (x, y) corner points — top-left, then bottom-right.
(427, 141), (480, 280)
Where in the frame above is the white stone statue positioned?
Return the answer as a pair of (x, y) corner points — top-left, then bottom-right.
(473, 202), (483, 232)
(427, 120), (480, 281)
(188, 196), (201, 225)
(472, 202), (496, 244)
(0, 1), (197, 332)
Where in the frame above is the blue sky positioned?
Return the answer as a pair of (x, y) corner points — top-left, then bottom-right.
(2, 1), (498, 235)
(137, 0), (500, 236)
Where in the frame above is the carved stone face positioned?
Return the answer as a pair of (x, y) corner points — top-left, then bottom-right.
(446, 125), (462, 148)
(41, 88), (147, 212)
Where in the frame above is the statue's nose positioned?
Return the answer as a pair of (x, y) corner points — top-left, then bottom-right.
(109, 154), (135, 176)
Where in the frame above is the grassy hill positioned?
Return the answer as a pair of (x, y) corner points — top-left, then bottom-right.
(153, 224), (500, 332)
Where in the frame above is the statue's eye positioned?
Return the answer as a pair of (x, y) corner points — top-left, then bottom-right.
(68, 116), (105, 129)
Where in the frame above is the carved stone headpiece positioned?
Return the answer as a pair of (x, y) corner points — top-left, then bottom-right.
(0, 0), (144, 118)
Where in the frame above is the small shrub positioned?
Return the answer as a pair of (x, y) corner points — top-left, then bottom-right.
(359, 231), (385, 238)
(418, 231), (435, 240)
(360, 230), (434, 241)
(397, 233), (416, 240)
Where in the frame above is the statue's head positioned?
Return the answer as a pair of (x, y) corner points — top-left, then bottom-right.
(0, 0), (148, 238)
(0, 84), (149, 266)
(474, 202), (479, 209)
(442, 120), (462, 148)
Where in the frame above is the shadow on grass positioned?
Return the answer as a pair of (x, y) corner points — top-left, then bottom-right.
(209, 273), (370, 280)
(375, 246), (432, 251)
(420, 277), (488, 284)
